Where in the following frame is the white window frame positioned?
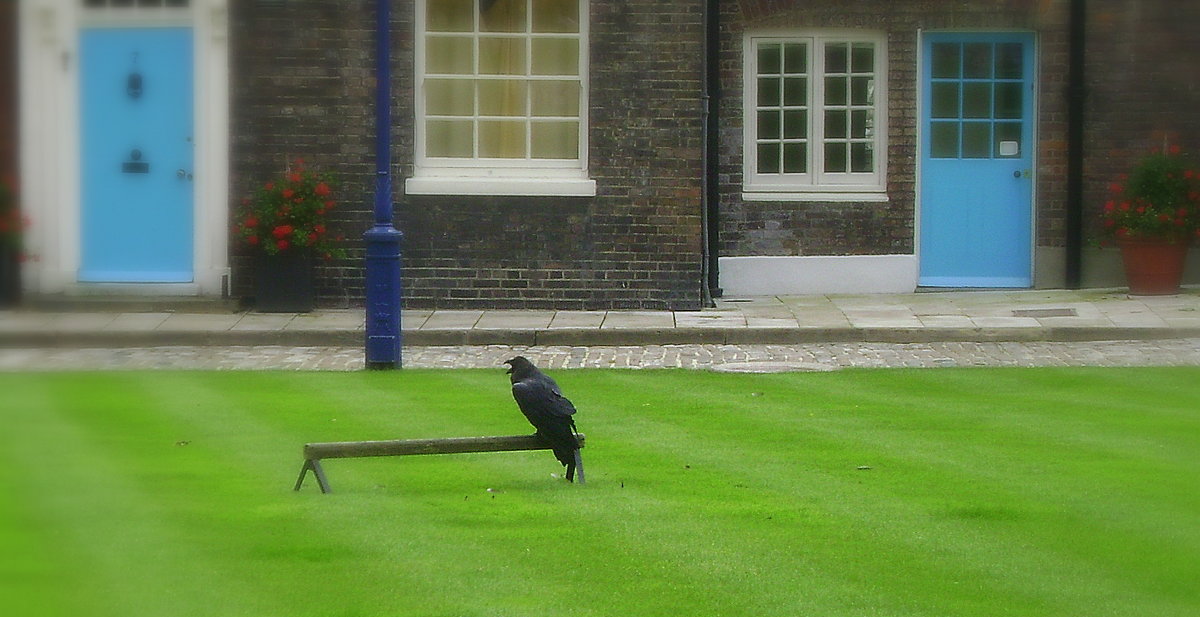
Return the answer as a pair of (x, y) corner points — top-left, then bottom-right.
(743, 30), (888, 202)
(408, 0), (595, 197)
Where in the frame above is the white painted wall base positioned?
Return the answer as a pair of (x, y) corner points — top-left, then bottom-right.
(718, 254), (919, 296)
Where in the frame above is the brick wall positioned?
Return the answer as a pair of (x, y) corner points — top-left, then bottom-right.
(718, 0), (1071, 258)
(1081, 0), (1200, 243)
(231, 0), (705, 310)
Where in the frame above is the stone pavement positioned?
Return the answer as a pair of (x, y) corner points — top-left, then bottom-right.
(1, 288), (1198, 371)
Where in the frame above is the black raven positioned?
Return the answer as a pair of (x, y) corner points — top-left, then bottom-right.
(503, 356), (582, 482)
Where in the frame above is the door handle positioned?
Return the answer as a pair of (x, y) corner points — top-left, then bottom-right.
(1013, 169), (1031, 179)
(177, 169), (193, 181)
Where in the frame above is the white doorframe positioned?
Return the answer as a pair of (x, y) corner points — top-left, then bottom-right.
(18, 0), (229, 296)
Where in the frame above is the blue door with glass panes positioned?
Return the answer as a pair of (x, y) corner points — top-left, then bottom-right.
(80, 27), (194, 283)
(919, 32), (1034, 287)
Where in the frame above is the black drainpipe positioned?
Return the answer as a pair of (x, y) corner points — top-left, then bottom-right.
(701, 0), (722, 305)
(1064, 0), (1087, 288)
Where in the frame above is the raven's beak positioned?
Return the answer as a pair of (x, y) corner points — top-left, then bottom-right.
(503, 360), (513, 374)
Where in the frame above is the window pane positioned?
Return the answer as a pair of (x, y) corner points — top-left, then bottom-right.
(995, 43), (1023, 79)
(994, 82), (1023, 119)
(758, 77), (781, 106)
(479, 80), (527, 116)
(479, 120), (527, 157)
(481, 0), (526, 33)
(825, 76), (847, 105)
(851, 142), (872, 172)
(850, 76), (873, 105)
(783, 43), (807, 73)
(963, 43), (992, 79)
(932, 82), (959, 119)
(825, 42), (848, 73)
(932, 43), (960, 79)
(824, 142), (847, 173)
(963, 82), (992, 119)
(962, 122), (991, 158)
(531, 80), (578, 116)
(825, 109), (847, 138)
(758, 44), (782, 75)
(531, 121), (578, 158)
(851, 44), (874, 73)
(783, 110), (807, 139)
(783, 77), (807, 106)
(428, 0), (473, 32)
(531, 38), (579, 75)
(783, 143), (806, 173)
(758, 143), (781, 174)
(426, 79), (474, 115)
(850, 109), (871, 139)
(427, 36), (473, 74)
(480, 38), (527, 75)
(532, 0), (579, 33)
(427, 120), (474, 157)
(758, 110), (781, 139)
(931, 122), (959, 158)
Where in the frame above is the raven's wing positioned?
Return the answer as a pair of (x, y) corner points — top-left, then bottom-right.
(512, 376), (579, 467)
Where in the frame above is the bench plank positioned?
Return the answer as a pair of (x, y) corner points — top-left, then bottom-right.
(295, 433), (586, 493)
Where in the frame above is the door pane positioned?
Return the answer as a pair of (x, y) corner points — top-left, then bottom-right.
(531, 38), (578, 75)
(962, 82), (992, 119)
(758, 143), (781, 174)
(962, 122), (991, 158)
(932, 82), (959, 118)
(995, 43), (1023, 79)
(428, 0), (473, 32)
(931, 122), (959, 158)
(426, 36), (473, 74)
(963, 43), (993, 78)
(479, 38), (526, 75)
(994, 82), (1023, 119)
(532, 0), (579, 33)
(931, 43), (960, 78)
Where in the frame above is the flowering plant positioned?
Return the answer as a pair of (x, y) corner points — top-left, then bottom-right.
(235, 160), (345, 258)
(1101, 145), (1200, 244)
(0, 179), (25, 252)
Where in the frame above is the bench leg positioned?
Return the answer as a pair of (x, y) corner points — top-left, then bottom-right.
(571, 449), (585, 485)
(294, 459), (332, 494)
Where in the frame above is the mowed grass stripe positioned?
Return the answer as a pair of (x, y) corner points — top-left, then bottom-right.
(2, 369), (1197, 617)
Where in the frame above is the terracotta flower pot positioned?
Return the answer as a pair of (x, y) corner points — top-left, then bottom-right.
(1117, 238), (1190, 295)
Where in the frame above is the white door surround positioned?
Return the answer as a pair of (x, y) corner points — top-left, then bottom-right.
(18, 0), (229, 297)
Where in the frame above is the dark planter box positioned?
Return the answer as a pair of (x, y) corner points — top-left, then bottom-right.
(254, 251), (314, 312)
(0, 249), (19, 308)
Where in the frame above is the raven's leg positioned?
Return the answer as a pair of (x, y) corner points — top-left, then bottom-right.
(566, 460), (576, 483)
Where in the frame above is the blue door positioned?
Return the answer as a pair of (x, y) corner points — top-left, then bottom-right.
(919, 33), (1034, 287)
(80, 28), (194, 283)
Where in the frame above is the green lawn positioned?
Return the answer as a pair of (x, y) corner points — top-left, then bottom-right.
(1, 367), (1198, 617)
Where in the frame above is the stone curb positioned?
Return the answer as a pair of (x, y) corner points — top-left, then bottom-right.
(5, 326), (1200, 349)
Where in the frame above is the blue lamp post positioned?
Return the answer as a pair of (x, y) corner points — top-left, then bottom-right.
(364, 0), (403, 368)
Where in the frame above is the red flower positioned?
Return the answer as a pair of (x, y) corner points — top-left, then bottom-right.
(244, 216), (258, 228)
(1109, 182), (1123, 195)
(247, 235), (260, 246)
(307, 233), (318, 245)
(1103, 201), (1115, 212)
(1169, 144), (1182, 155)
(272, 225), (294, 239)
(1157, 214), (1171, 223)
(315, 182), (332, 197)
(288, 172), (302, 184)
(1177, 208), (1189, 217)
(264, 182), (274, 190)
(314, 224), (326, 235)
(276, 239), (289, 251)
(324, 200), (335, 209)
(281, 188), (295, 199)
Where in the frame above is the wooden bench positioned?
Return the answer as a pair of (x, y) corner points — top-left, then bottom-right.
(294, 433), (586, 493)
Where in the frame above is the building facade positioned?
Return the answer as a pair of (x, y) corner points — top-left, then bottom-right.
(10, 1), (1200, 310)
